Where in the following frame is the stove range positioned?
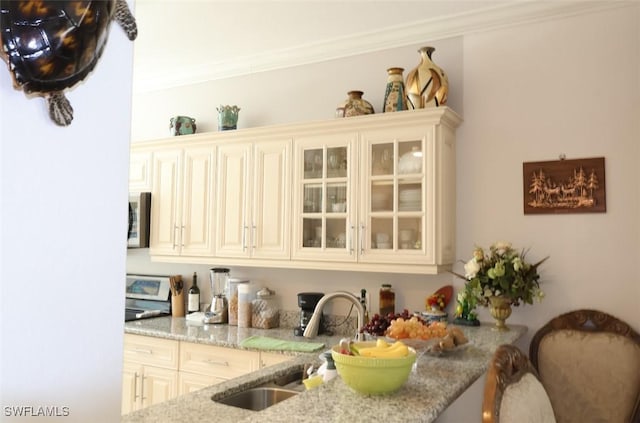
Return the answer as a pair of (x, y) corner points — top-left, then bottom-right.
(125, 274), (172, 322)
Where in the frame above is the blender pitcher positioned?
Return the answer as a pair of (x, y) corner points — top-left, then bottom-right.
(208, 268), (229, 324)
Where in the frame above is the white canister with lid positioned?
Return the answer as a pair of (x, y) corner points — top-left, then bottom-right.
(227, 278), (249, 326)
(251, 288), (279, 329)
(237, 281), (255, 328)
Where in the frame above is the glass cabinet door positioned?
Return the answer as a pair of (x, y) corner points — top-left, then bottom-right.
(293, 135), (356, 261)
(362, 137), (426, 261)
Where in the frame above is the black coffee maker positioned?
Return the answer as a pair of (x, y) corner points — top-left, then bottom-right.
(294, 292), (325, 336)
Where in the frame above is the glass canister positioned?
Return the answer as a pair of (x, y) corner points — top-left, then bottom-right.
(227, 278), (249, 326)
(251, 288), (279, 329)
(237, 281), (255, 328)
(379, 284), (395, 316)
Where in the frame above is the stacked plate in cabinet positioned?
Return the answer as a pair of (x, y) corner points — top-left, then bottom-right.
(399, 189), (421, 211)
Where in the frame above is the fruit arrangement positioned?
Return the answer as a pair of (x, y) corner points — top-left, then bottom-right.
(360, 309), (418, 337)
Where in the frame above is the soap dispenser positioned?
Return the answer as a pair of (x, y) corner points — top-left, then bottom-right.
(322, 351), (337, 382)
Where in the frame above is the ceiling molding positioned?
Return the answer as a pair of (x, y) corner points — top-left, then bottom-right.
(133, 1), (631, 93)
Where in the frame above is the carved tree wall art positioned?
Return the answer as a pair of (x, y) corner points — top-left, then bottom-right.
(523, 157), (606, 214)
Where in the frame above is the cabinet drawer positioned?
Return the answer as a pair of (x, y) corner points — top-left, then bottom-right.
(179, 342), (259, 379)
(123, 334), (179, 369)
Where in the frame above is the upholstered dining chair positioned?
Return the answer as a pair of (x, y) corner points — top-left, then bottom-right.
(529, 309), (640, 423)
(482, 344), (557, 423)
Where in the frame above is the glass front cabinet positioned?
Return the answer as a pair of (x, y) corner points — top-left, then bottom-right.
(292, 108), (461, 272)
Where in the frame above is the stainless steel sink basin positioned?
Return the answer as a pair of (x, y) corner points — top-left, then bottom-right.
(215, 386), (299, 411)
(213, 369), (305, 411)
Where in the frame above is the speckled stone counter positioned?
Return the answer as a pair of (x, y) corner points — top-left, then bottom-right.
(121, 317), (526, 423)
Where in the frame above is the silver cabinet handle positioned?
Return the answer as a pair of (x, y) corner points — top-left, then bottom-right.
(242, 225), (248, 251)
(360, 223), (366, 255)
(252, 225), (257, 250)
(132, 348), (153, 354)
(133, 372), (139, 401)
(173, 224), (179, 250)
(140, 375), (146, 402)
(205, 359), (229, 367)
(181, 225), (185, 247)
(349, 224), (355, 255)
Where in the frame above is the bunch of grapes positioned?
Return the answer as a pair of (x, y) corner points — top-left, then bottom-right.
(387, 317), (448, 340)
(360, 309), (424, 336)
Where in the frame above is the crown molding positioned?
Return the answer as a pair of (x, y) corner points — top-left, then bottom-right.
(133, 1), (632, 93)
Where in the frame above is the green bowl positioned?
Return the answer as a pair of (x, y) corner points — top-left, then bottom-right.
(331, 341), (417, 395)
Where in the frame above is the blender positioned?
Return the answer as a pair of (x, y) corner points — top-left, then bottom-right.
(207, 268), (229, 324)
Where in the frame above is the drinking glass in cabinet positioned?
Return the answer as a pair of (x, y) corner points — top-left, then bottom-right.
(327, 147), (347, 178)
(326, 219), (347, 249)
(327, 184), (347, 213)
(304, 149), (323, 179)
(303, 218), (322, 248)
(371, 217), (393, 249)
(303, 184), (323, 213)
(371, 183), (393, 212)
(371, 144), (394, 176)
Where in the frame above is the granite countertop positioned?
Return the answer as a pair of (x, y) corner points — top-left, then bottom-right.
(122, 317), (526, 423)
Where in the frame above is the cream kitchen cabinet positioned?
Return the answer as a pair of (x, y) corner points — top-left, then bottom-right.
(290, 108), (461, 273)
(121, 334), (180, 414)
(292, 132), (359, 262)
(128, 149), (152, 192)
(176, 341), (292, 395)
(133, 107), (460, 274)
(215, 138), (291, 259)
(148, 145), (215, 257)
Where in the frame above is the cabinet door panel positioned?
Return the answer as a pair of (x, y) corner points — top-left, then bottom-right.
(121, 362), (140, 415)
(178, 372), (223, 395)
(252, 139), (291, 259)
(129, 151), (152, 192)
(216, 143), (251, 257)
(181, 146), (215, 256)
(149, 150), (181, 255)
(142, 366), (178, 407)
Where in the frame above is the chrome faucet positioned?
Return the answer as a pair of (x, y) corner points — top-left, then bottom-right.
(303, 291), (366, 342)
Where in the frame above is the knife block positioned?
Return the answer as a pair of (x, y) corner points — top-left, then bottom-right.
(171, 291), (185, 317)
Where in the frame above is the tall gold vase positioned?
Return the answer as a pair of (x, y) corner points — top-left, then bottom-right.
(405, 46), (449, 109)
(488, 296), (512, 331)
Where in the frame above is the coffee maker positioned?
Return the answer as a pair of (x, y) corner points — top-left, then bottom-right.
(294, 292), (325, 336)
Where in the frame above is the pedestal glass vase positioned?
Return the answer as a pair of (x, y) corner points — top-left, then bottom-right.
(405, 46), (449, 109)
(488, 296), (512, 331)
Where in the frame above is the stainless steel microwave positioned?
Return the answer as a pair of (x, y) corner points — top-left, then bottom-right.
(128, 192), (151, 248)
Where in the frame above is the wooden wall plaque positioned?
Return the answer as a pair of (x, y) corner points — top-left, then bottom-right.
(523, 157), (606, 214)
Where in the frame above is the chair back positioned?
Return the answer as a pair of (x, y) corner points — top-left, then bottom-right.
(483, 344), (556, 423)
(530, 309), (640, 423)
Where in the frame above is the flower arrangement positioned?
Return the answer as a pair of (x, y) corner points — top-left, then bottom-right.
(453, 241), (549, 308)
(426, 293), (446, 310)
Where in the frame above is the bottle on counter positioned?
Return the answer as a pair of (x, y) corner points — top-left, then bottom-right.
(187, 272), (200, 313)
(360, 288), (369, 324)
(379, 284), (395, 316)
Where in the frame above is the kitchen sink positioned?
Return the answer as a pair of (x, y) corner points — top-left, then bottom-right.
(213, 369), (305, 411)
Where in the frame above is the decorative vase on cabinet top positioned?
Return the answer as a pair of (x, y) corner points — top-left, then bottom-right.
(383, 67), (408, 112)
(336, 91), (375, 118)
(406, 46), (449, 109)
(169, 116), (196, 136)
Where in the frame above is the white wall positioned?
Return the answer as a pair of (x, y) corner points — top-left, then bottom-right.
(0, 10), (134, 423)
(128, 5), (640, 422)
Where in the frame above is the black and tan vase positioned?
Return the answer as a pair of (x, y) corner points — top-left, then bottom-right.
(336, 91), (375, 117)
(383, 67), (408, 112)
(406, 46), (449, 109)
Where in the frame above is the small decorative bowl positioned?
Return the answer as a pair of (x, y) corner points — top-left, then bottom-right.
(331, 342), (416, 395)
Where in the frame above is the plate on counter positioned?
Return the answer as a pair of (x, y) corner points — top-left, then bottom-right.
(385, 337), (472, 356)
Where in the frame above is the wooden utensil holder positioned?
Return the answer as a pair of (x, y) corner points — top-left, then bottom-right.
(171, 291), (185, 317)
